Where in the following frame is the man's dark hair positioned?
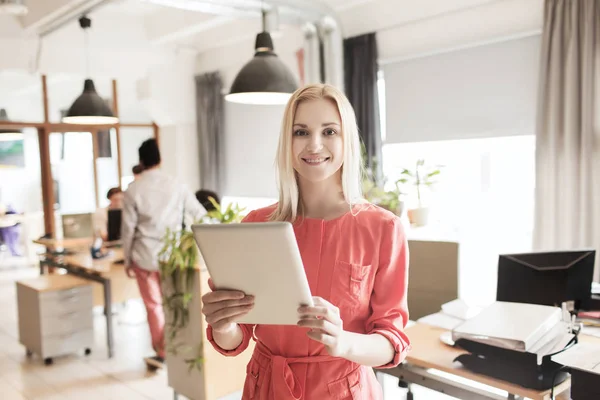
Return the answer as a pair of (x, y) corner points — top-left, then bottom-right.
(138, 139), (161, 168)
(195, 189), (220, 212)
(106, 187), (122, 200)
(132, 164), (144, 175)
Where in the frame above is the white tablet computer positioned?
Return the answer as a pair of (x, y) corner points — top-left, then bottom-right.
(191, 222), (313, 325)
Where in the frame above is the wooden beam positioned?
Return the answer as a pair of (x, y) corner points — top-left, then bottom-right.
(112, 79), (123, 189)
(37, 127), (55, 237)
(0, 121), (45, 129)
(153, 122), (160, 149)
(42, 75), (49, 124)
(0, 122), (154, 130)
(91, 129), (100, 209)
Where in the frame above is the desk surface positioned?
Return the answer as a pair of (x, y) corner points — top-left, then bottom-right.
(405, 323), (574, 400)
(33, 237), (122, 250)
(61, 248), (124, 274)
(34, 237), (93, 249)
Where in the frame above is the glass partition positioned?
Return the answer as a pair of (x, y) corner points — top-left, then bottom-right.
(49, 132), (96, 214)
(96, 129), (120, 208)
(119, 127), (154, 188)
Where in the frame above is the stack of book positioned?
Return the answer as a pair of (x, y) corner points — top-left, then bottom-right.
(450, 301), (576, 390)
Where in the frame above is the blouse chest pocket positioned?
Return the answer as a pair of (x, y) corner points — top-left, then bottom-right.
(331, 261), (372, 318)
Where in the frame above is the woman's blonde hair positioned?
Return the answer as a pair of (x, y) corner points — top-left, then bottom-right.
(269, 83), (364, 222)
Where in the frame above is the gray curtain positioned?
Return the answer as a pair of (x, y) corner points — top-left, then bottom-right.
(195, 72), (224, 194)
(533, 0), (600, 280)
(343, 32), (383, 184)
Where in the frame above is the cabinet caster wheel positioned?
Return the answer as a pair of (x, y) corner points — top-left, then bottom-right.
(26, 349), (33, 357)
(44, 358), (53, 366)
(84, 348), (92, 356)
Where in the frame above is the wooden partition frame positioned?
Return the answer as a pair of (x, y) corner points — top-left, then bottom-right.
(0, 74), (160, 237)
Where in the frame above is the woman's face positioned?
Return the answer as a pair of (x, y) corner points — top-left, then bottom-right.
(291, 98), (344, 184)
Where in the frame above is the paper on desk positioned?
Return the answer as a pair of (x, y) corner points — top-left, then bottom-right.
(551, 342), (600, 375)
(582, 325), (600, 338)
(441, 299), (483, 320)
(418, 312), (464, 330)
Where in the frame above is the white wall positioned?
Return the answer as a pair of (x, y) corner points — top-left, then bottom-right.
(222, 102), (283, 199)
(195, 25), (302, 198)
(337, 0), (544, 62)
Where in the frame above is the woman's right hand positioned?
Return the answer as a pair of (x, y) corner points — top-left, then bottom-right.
(201, 278), (255, 333)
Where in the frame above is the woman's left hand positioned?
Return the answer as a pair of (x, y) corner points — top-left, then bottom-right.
(297, 296), (349, 357)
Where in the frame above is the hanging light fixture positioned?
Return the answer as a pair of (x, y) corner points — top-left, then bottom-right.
(225, 7), (298, 105)
(0, 0), (28, 15)
(63, 16), (118, 125)
(0, 109), (24, 141)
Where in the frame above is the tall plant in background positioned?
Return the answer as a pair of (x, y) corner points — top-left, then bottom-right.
(158, 198), (246, 373)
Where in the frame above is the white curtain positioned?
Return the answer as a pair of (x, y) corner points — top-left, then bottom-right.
(382, 35), (541, 144)
(533, 0), (600, 281)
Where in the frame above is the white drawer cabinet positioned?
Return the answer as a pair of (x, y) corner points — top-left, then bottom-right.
(16, 275), (94, 365)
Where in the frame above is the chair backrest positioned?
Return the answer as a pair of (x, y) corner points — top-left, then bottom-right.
(407, 239), (460, 320)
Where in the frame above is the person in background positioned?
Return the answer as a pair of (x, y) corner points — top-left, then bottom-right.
(195, 189), (220, 212)
(121, 138), (207, 370)
(132, 164), (144, 180)
(93, 187), (123, 241)
(201, 84), (410, 399)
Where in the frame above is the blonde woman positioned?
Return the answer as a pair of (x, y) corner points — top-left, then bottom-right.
(201, 84), (410, 399)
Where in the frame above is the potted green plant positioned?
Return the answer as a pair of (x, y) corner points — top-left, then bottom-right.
(398, 159), (442, 226)
(363, 176), (406, 217)
(158, 198), (246, 399)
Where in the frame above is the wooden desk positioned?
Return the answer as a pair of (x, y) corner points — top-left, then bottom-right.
(33, 237), (93, 251)
(38, 247), (140, 359)
(380, 323), (577, 400)
(62, 249), (140, 306)
(33, 238), (122, 251)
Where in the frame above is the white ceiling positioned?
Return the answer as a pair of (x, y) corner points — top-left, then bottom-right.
(0, 0), (543, 123)
(0, 0), (541, 54)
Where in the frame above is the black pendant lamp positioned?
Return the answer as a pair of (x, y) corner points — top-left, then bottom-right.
(63, 16), (118, 125)
(225, 9), (298, 105)
(0, 108), (24, 141)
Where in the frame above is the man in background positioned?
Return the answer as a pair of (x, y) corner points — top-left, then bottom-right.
(93, 187), (123, 241)
(121, 139), (206, 369)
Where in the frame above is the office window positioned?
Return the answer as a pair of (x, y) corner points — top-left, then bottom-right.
(382, 135), (536, 304)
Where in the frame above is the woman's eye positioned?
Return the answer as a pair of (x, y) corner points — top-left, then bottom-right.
(294, 130), (308, 136)
(324, 128), (337, 136)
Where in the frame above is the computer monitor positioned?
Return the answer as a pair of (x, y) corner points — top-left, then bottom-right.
(62, 213), (94, 238)
(107, 209), (122, 242)
(496, 250), (595, 310)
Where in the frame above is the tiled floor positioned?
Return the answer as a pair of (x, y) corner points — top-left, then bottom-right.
(0, 261), (451, 400)
(0, 264), (179, 400)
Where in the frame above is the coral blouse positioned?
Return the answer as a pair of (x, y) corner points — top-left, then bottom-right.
(206, 203), (410, 399)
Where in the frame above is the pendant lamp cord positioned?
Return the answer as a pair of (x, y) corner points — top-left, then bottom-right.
(79, 15), (92, 79)
(84, 28), (90, 78)
(261, 0), (266, 32)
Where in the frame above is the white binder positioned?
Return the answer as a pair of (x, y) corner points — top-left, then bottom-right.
(451, 301), (563, 352)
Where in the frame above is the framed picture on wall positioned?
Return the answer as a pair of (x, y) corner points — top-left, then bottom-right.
(0, 138), (25, 168)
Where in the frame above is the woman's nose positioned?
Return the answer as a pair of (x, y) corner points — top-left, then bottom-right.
(306, 134), (323, 152)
